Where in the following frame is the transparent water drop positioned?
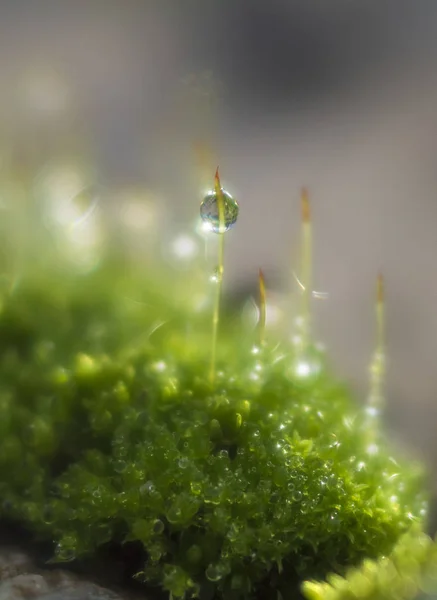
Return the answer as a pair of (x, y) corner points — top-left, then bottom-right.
(200, 189), (239, 233)
(190, 482), (202, 496)
(166, 505), (182, 523)
(92, 485), (104, 499)
(210, 266), (222, 284)
(205, 563), (226, 582)
(55, 544), (76, 562)
(55, 535), (77, 562)
(295, 360), (312, 377)
(148, 546), (162, 562)
(178, 457), (189, 469)
(113, 460), (127, 473)
(153, 519), (165, 534)
(139, 480), (155, 495)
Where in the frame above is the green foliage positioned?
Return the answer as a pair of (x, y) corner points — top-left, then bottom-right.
(0, 254), (430, 600)
(0, 174), (433, 599)
(302, 526), (437, 600)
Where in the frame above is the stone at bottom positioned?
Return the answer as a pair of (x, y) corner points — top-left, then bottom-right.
(0, 547), (143, 600)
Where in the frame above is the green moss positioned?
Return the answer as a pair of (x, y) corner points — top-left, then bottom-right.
(303, 526), (437, 600)
(0, 183), (434, 599)
(0, 255), (431, 599)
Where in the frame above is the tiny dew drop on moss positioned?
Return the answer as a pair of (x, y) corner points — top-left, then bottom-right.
(153, 519), (165, 534)
(205, 563), (228, 582)
(166, 505), (182, 524)
(139, 481), (155, 495)
(55, 534), (78, 562)
(190, 482), (202, 495)
(200, 188), (239, 233)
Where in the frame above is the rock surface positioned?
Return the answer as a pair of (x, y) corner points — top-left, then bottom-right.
(0, 547), (144, 600)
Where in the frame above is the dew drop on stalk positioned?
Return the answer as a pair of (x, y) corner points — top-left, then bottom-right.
(200, 188), (239, 233)
(210, 266), (222, 283)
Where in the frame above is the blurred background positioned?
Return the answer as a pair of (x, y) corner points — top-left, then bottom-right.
(1, 0), (437, 485)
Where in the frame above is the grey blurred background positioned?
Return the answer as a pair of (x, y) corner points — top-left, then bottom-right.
(1, 0), (437, 481)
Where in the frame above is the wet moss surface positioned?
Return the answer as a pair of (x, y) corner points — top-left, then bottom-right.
(0, 257), (431, 600)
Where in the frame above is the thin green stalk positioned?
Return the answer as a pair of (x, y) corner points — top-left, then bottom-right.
(209, 168), (225, 385)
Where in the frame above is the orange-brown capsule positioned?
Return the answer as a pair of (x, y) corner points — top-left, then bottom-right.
(259, 268), (266, 345)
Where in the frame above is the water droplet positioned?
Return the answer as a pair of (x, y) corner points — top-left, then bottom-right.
(200, 189), (239, 233)
(92, 485), (104, 499)
(139, 481), (156, 495)
(295, 360), (311, 377)
(205, 563), (226, 582)
(210, 266), (222, 283)
(113, 460), (127, 473)
(153, 519), (165, 534)
(55, 544), (76, 562)
(190, 482), (202, 495)
(149, 546), (162, 562)
(178, 457), (189, 469)
(166, 505), (182, 523)
(204, 486), (221, 505)
(55, 535), (77, 562)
